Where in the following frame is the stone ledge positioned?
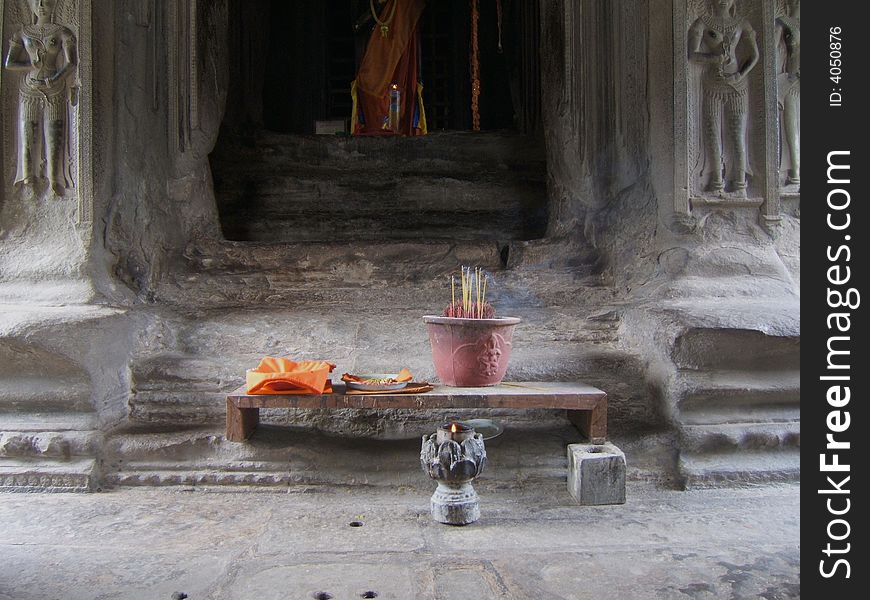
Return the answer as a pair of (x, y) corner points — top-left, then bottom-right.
(0, 412), (100, 432)
(0, 430), (103, 459)
(0, 458), (97, 492)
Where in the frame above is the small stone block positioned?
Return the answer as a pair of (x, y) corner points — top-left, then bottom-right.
(567, 442), (626, 505)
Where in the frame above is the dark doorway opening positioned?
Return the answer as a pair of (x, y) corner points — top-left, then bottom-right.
(213, 0), (547, 243)
(234, 0), (538, 135)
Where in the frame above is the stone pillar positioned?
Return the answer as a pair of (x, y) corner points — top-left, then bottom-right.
(167, 0), (198, 154)
(0, 0), (135, 493)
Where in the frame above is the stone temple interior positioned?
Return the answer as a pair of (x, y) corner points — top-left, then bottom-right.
(1, 0), (799, 559)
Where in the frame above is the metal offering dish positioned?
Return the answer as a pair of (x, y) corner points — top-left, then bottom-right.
(460, 418), (504, 440)
(342, 374), (410, 392)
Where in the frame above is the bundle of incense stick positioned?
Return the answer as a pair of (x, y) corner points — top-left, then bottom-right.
(444, 266), (495, 318)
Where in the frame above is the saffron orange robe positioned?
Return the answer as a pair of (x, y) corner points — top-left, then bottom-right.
(352, 0), (427, 136)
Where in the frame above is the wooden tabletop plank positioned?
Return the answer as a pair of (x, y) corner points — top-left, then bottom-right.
(228, 382), (606, 410)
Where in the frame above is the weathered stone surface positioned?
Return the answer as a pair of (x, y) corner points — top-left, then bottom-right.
(567, 442), (626, 505)
(0, 484), (800, 598)
(0, 0), (800, 491)
(223, 562), (418, 600)
(434, 568), (500, 600)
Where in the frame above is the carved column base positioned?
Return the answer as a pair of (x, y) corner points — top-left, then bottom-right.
(430, 481), (480, 525)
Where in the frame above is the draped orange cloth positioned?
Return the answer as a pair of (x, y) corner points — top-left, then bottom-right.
(245, 358), (336, 395)
(352, 0), (427, 136)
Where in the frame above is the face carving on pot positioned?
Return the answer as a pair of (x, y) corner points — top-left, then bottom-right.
(477, 334), (504, 377)
(424, 315), (520, 387)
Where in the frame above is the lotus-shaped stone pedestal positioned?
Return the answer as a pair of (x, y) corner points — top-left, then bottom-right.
(420, 423), (487, 525)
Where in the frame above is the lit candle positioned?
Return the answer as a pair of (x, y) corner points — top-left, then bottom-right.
(436, 421), (475, 444)
(388, 84), (401, 132)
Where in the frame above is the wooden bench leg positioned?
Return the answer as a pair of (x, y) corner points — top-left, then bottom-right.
(567, 398), (607, 444)
(226, 399), (259, 442)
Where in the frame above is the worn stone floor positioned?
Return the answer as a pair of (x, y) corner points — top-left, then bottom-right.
(0, 481), (800, 600)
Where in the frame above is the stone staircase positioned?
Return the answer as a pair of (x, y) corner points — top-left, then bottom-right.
(97, 131), (682, 487)
(107, 252), (665, 488)
(671, 328), (800, 487)
(209, 130), (548, 242)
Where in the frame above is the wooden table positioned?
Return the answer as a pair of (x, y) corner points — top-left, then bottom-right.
(226, 382), (607, 443)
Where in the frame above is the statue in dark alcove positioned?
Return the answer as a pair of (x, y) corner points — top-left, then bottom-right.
(351, 0), (428, 136)
(3, 0), (77, 195)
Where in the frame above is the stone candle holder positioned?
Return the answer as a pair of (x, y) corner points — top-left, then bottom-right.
(420, 422), (487, 525)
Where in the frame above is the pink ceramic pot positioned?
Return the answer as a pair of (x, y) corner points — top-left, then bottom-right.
(423, 316), (521, 387)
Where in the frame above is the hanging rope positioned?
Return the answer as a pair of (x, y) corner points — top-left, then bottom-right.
(470, 0), (481, 131)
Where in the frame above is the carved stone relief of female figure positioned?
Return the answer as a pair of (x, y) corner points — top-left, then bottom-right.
(3, 0), (77, 195)
(688, 0), (759, 197)
(776, 0), (800, 187)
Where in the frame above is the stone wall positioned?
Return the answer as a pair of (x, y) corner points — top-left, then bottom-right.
(0, 0), (799, 490)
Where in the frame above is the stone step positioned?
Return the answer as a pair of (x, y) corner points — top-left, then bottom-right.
(676, 369), (800, 422)
(0, 429), (103, 460)
(129, 390), (227, 425)
(103, 424), (593, 490)
(0, 412), (99, 431)
(218, 209), (546, 243)
(215, 173), (546, 212)
(678, 449), (800, 488)
(212, 130), (546, 170)
(666, 325), (801, 488)
(126, 341), (641, 430)
(0, 376), (93, 413)
(211, 130), (548, 243)
(131, 305), (622, 369)
(679, 404), (800, 427)
(0, 458), (98, 492)
(123, 291), (640, 431)
(105, 466), (574, 491)
(0, 411), (102, 462)
(216, 177), (547, 242)
(213, 159), (545, 179)
(671, 328), (799, 372)
(157, 244), (606, 310)
(678, 422), (800, 454)
(183, 237), (505, 272)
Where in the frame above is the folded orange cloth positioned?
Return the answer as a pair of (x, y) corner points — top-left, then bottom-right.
(246, 357), (336, 395)
(340, 368), (413, 384)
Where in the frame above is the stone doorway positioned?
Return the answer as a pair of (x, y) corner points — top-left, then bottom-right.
(210, 0), (546, 243)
